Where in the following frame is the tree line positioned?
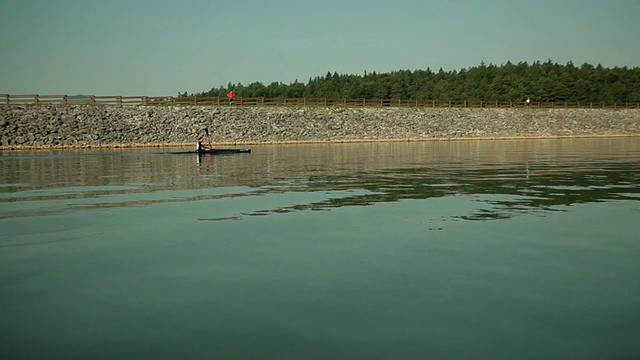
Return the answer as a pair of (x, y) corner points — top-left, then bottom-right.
(183, 60), (640, 103)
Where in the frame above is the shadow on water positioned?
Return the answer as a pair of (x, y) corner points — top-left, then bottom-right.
(1, 138), (639, 221)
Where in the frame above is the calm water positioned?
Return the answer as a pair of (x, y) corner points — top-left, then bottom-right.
(1, 138), (639, 359)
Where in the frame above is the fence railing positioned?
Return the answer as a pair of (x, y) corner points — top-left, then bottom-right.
(1, 94), (639, 109)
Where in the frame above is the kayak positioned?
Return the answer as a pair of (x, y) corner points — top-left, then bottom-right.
(194, 148), (251, 154)
(166, 148), (251, 155)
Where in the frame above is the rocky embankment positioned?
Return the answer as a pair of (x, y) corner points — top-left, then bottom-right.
(1, 105), (639, 148)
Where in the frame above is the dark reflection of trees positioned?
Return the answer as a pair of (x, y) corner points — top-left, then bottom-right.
(1, 141), (639, 221)
(244, 161), (640, 221)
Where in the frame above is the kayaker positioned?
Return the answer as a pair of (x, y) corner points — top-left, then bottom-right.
(197, 137), (211, 151)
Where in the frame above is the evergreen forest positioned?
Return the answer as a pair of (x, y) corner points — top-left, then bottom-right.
(186, 60), (640, 103)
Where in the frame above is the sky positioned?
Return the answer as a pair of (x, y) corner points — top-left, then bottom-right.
(1, 0), (639, 96)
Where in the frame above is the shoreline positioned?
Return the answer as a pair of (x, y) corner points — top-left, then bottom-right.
(2, 133), (639, 151)
(3, 106), (640, 150)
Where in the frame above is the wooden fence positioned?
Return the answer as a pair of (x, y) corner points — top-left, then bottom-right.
(1, 94), (639, 109)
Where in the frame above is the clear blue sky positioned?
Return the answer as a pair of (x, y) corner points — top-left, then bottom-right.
(1, 0), (638, 96)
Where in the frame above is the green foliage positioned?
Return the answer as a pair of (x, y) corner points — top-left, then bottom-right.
(191, 61), (640, 102)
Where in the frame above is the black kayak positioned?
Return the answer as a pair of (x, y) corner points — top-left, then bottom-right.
(168, 148), (251, 155)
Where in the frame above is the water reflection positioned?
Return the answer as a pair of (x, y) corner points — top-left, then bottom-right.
(292, 161), (639, 221)
(1, 138), (639, 221)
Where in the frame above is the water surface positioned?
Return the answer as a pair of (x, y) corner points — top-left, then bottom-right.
(1, 138), (639, 359)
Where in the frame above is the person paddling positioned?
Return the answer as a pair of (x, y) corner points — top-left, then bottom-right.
(197, 136), (211, 151)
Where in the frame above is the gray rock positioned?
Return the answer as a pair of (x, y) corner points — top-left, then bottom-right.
(1, 105), (639, 148)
